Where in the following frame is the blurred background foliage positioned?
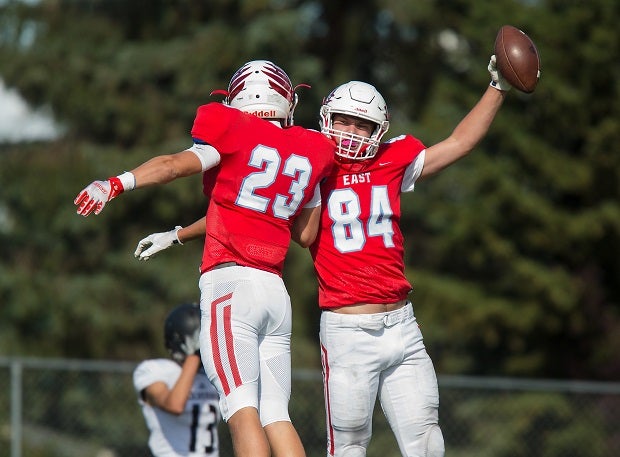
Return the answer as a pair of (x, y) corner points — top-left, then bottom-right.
(0, 0), (618, 380)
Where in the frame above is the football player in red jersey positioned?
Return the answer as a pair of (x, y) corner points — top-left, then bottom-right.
(74, 60), (335, 457)
(304, 57), (510, 457)
(132, 55), (512, 457)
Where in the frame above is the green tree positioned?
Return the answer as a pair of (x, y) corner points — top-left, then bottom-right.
(0, 0), (618, 383)
(402, 0), (620, 379)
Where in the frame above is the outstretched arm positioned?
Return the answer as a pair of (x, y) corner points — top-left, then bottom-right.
(75, 148), (217, 216)
(134, 217), (207, 261)
(135, 204), (321, 260)
(177, 217), (207, 244)
(419, 56), (509, 179)
(129, 151), (205, 187)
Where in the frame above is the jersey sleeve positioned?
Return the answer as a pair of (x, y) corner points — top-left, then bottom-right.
(191, 103), (261, 158)
(381, 134), (426, 193)
(202, 167), (219, 197)
(190, 103), (237, 150)
(133, 360), (157, 393)
(401, 149), (425, 192)
(133, 359), (178, 393)
(303, 182), (322, 208)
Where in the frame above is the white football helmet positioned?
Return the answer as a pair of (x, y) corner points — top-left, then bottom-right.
(320, 81), (390, 160)
(212, 60), (299, 126)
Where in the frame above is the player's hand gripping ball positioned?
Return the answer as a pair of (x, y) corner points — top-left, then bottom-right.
(494, 25), (540, 93)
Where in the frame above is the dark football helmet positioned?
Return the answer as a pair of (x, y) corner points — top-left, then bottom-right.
(164, 303), (201, 364)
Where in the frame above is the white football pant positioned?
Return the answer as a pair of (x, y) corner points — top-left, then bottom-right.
(199, 266), (292, 426)
(320, 302), (445, 457)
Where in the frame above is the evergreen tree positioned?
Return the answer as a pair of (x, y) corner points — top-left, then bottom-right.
(0, 0), (618, 382)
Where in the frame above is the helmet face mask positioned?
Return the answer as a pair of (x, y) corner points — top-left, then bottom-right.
(164, 303), (201, 365)
(320, 81), (390, 160)
(223, 60), (298, 126)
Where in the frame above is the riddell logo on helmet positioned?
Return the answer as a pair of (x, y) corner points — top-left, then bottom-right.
(248, 109), (278, 118)
(354, 108), (369, 114)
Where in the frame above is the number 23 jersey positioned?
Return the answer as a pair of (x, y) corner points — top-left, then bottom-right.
(191, 103), (335, 275)
(134, 359), (220, 457)
(310, 134), (426, 309)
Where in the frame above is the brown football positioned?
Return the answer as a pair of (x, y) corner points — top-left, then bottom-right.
(494, 25), (540, 93)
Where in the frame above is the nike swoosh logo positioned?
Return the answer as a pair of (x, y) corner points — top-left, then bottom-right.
(379, 162), (391, 166)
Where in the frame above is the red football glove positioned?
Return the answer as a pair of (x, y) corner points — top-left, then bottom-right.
(74, 176), (125, 216)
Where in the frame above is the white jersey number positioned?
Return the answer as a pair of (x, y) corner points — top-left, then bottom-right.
(237, 145), (311, 219)
(328, 186), (394, 253)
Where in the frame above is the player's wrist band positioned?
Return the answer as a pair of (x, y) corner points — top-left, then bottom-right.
(173, 226), (184, 245)
(116, 171), (136, 191)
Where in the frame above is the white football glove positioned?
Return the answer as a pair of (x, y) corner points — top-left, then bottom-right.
(488, 55), (512, 92)
(180, 329), (201, 356)
(134, 226), (183, 261)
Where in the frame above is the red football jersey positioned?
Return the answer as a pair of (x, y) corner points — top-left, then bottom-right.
(192, 103), (335, 275)
(310, 135), (425, 309)
(202, 166), (218, 197)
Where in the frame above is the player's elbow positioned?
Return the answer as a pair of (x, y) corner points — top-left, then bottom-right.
(295, 233), (316, 248)
(292, 226), (317, 248)
(291, 207), (320, 247)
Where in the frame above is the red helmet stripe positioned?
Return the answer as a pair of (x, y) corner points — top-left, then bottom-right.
(228, 66), (252, 101)
(223, 60), (296, 125)
(262, 62), (294, 101)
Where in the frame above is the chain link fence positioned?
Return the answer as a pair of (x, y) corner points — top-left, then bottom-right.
(1, 357), (619, 457)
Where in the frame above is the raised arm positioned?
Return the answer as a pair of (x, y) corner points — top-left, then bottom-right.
(419, 56), (510, 179)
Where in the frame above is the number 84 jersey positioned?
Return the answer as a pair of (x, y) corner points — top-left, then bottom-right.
(310, 134), (426, 309)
